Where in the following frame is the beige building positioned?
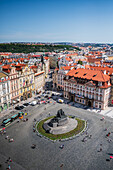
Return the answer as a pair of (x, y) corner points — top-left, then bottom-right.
(15, 64), (35, 101)
(30, 65), (45, 94)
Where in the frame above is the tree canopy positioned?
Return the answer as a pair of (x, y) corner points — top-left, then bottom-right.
(0, 43), (80, 53)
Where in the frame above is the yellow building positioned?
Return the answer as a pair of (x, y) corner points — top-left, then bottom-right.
(16, 64), (35, 101)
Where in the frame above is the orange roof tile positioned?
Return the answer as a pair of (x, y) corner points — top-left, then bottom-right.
(35, 71), (44, 76)
(2, 65), (11, 69)
(90, 66), (113, 75)
(62, 66), (72, 70)
(30, 65), (37, 69)
(65, 57), (72, 61)
(44, 57), (49, 60)
(66, 68), (110, 82)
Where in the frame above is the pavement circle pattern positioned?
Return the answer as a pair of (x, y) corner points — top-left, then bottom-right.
(36, 116), (86, 141)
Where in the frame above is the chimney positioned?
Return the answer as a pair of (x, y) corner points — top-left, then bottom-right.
(103, 70), (106, 75)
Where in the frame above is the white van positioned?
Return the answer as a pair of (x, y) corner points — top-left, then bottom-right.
(31, 100), (37, 106)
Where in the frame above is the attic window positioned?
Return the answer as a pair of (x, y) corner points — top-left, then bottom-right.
(83, 73), (87, 76)
(75, 72), (78, 74)
(93, 74), (97, 77)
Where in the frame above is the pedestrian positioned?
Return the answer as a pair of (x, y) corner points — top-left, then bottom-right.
(89, 135), (92, 139)
(107, 138), (112, 143)
(60, 163), (64, 167)
(8, 164), (11, 169)
(9, 158), (12, 162)
(100, 148), (102, 152)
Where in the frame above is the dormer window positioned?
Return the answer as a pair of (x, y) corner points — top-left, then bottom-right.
(83, 73), (87, 76)
(93, 74), (97, 77)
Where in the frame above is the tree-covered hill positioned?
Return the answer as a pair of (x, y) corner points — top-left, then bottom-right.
(0, 43), (80, 53)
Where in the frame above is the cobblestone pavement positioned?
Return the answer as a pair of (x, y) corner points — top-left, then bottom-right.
(0, 100), (113, 170)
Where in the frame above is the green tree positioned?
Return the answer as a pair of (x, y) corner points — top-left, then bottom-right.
(77, 60), (83, 65)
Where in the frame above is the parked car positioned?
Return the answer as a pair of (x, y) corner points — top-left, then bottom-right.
(15, 106), (21, 110)
(23, 105), (27, 108)
(23, 103), (29, 106)
(19, 106), (24, 109)
(31, 101), (37, 106)
(40, 100), (46, 104)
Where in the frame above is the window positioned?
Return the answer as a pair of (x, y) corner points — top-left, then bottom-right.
(96, 95), (98, 100)
(89, 94), (91, 99)
(100, 89), (102, 93)
(99, 105), (101, 108)
(100, 96), (102, 101)
(3, 96), (6, 101)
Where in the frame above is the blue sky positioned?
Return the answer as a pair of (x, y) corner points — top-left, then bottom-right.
(0, 0), (113, 43)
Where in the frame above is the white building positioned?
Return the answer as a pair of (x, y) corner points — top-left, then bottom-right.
(0, 72), (11, 112)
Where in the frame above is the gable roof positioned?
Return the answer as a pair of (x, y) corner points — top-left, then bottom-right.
(85, 81), (96, 87)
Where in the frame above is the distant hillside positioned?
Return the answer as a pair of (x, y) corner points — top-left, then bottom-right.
(0, 43), (80, 53)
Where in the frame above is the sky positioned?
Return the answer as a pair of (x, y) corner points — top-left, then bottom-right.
(0, 0), (113, 43)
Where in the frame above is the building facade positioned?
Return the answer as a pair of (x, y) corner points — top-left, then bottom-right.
(17, 65), (35, 101)
(0, 72), (11, 112)
(63, 68), (111, 110)
(2, 65), (19, 104)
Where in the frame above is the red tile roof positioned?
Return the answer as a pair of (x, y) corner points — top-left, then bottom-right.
(2, 65), (11, 69)
(65, 57), (72, 61)
(44, 57), (49, 60)
(66, 68), (110, 82)
(35, 71), (44, 76)
(55, 68), (59, 71)
(90, 66), (113, 75)
(62, 66), (72, 70)
(30, 65), (37, 69)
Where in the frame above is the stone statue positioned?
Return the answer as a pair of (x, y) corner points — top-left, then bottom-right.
(57, 109), (65, 118)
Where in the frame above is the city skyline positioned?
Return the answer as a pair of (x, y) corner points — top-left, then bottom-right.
(0, 0), (113, 43)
